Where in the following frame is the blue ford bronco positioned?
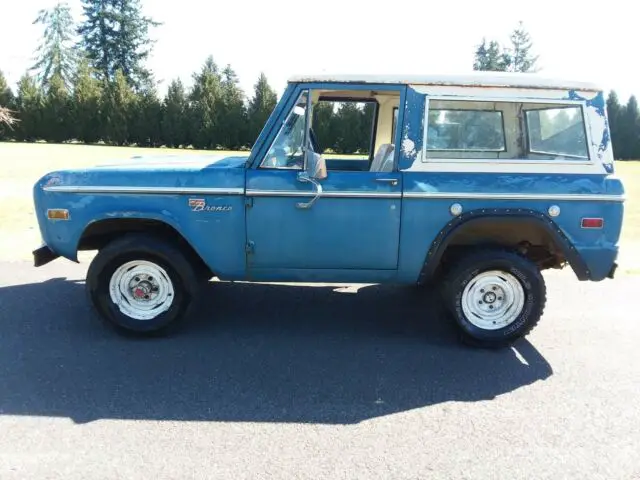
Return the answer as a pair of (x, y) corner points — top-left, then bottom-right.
(32, 72), (625, 347)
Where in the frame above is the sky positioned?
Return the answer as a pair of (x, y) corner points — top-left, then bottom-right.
(1, 0), (637, 103)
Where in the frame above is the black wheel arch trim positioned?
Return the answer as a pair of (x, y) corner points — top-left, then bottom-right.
(418, 208), (590, 282)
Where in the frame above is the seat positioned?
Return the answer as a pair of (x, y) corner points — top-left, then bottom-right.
(369, 143), (395, 172)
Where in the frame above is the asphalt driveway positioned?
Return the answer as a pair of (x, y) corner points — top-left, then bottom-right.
(0, 260), (638, 479)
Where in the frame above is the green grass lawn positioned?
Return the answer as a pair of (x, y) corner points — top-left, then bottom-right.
(1, 142), (639, 272)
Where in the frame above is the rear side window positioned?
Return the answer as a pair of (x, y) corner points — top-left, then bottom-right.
(424, 99), (590, 161)
(525, 106), (588, 159)
(427, 109), (505, 152)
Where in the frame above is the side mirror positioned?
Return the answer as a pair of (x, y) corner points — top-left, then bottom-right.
(305, 151), (327, 180)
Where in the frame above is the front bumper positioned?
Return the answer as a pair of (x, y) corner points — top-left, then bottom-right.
(33, 244), (60, 267)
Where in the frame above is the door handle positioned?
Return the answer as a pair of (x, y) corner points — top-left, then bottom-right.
(296, 173), (323, 209)
(375, 178), (398, 186)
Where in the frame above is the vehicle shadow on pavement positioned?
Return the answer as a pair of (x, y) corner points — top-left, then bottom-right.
(0, 277), (553, 425)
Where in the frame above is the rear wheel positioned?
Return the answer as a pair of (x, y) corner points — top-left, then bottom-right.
(86, 233), (201, 335)
(441, 248), (546, 348)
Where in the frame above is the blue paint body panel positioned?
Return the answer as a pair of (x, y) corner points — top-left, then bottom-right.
(245, 169), (402, 272)
(32, 77), (625, 286)
(33, 155), (249, 279)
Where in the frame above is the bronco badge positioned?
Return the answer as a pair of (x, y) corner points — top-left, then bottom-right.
(188, 198), (232, 212)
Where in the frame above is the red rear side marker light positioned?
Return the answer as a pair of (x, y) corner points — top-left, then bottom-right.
(581, 218), (604, 229)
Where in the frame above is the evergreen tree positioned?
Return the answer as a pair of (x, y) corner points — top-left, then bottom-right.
(77, 0), (160, 90)
(217, 64), (247, 149)
(0, 70), (16, 139)
(102, 69), (135, 145)
(472, 22), (538, 73)
(42, 73), (70, 142)
(506, 21), (538, 72)
(606, 90), (623, 158)
(14, 74), (44, 141)
(473, 39), (509, 72)
(619, 95), (640, 159)
(72, 58), (103, 143)
(188, 56), (222, 149)
(161, 78), (188, 148)
(334, 102), (364, 154)
(247, 72), (277, 145)
(130, 86), (162, 147)
(30, 1), (77, 90)
(312, 101), (338, 152)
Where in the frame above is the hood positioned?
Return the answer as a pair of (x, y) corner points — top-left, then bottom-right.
(37, 153), (249, 192)
(90, 153), (250, 171)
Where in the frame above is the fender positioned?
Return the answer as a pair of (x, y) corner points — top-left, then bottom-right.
(418, 208), (590, 282)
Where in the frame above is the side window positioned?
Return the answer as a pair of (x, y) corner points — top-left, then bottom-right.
(525, 106), (588, 159)
(427, 109), (505, 152)
(260, 91), (308, 169)
(424, 99), (590, 161)
(310, 99), (378, 170)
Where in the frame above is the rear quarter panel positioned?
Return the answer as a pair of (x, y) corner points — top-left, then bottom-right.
(395, 85), (624, 283)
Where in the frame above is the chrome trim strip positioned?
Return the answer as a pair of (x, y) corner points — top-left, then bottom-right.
(43, 186), (245, 195)
(402, 192), (626, 202)
(246, 189), (401, 199)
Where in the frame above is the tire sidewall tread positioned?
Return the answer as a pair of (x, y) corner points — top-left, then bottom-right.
(86, 233), (201, 335)
(443, 248), (546, 348)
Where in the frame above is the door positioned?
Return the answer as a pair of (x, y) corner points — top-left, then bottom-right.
(246, 169), (402, 270)
(245, 88), (403, 272)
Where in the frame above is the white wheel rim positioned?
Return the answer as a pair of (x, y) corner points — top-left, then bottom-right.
(461, 270), (525, 330)
(108, 260), (175, 321)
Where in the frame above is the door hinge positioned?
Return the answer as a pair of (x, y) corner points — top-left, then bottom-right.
(245, 241), (255, 254)
(245, 197), (254, 208)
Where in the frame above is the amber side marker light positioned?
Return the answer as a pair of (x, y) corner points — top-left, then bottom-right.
(581, 217), (604, 229)
(47, 209), (70, 220)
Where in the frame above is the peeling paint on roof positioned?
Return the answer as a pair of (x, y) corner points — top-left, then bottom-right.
(288, 73), (602, 91)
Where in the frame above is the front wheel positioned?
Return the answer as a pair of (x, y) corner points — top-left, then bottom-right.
(442, 249), (546, 348)
(86, 234), (201, 335)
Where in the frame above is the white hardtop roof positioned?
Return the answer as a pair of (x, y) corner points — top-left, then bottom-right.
(287, 72), (601, 91)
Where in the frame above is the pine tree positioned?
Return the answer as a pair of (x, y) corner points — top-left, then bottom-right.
(619, 96), (640, 159)
(130, 86), (162, 147)
(0, 70), (16, 138)
(102, 69), (136, 145)
(606, 91), (623, 158)
(72, 58), (103, 143)
(247, 72), (277, 146)
(42, 73), (71, 142)
(14, 74), (44, 141)
(217, 64), (248, 149)
(189, 56), (222, 149)
(312, 101), (337, 152)
(30, 2), (77, 90)
(161, 78), (188, 148)
(77, 0), (160, 90)
(472, 22), (538, 72)
(473, 39), (510, 71)
(506, 21), (538, 72)
(334, 102), (364, 154)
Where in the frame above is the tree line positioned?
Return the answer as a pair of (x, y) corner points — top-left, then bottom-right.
(1, 8), (639, 159)
(0, 0), (375, 154)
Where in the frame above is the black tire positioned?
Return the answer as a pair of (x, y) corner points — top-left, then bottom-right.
(441, 248), (546, 348)
(85, 233), (201, 335)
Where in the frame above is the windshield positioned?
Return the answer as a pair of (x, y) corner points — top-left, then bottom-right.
(260, 91), (308, 169)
